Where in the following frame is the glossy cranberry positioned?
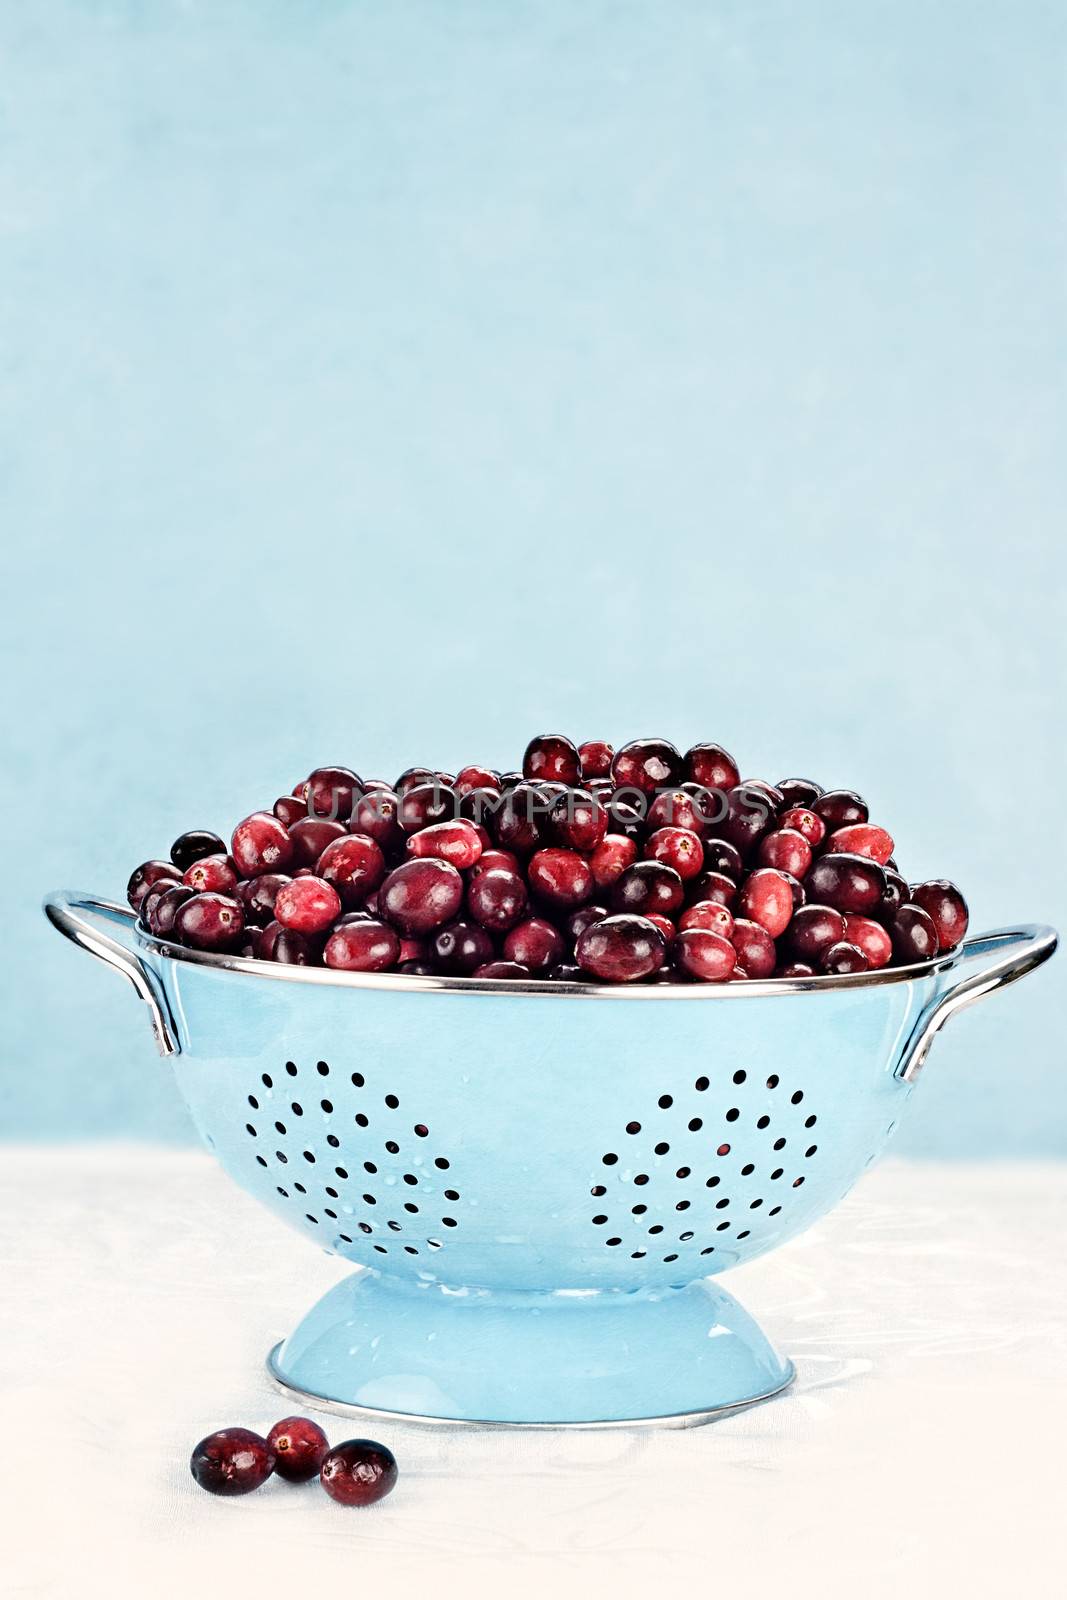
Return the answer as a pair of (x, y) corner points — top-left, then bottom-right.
(398, 959), (436, 975)
(738, 868), (793, 939)
(404, 819), (483, 871)
(825, 823), (894, 864)
(546, 789), (608, 853)
(314, 833), (387, 907)
(143, 883), (193, 937)
(777, 961), (816, 978)
(611, 861), (685, 918)
(230, 812), (293, 877)
(127, 859), (183, 912)
(170, 830), (227, 873)
(352, 789), (403, 851)
(605, 795), (647, 839)
(758, 828), (813, 879)
(256, 921), (315, 964)
(463, 867), (527, 933)
(528, 848), (594, 909)
(776, 778), (823, 809)
(644, 827), (704, 880)
(473, 960), (530, 979)
(471, 847), (521, 878)
(396, 935), (426, 961)
(578, 740), (614, 779)
(398, 782), (459, 834)
(742, 779), (785, 811)
(779, 871), (806, 909)
(778, 806), (826, 848)
(454, 765), (501, 795)
(673, 928), (736, 983)
(274, 876), (342, 934)
(712, 785), (777, 860)
(273, 795), (307, 828)
(176, 893), (245, 951)
(822, 941), (870, 975)
(503, 917), (565, 971)
(611, 737), (683, 795)
(491, 782), (545, 855)
(644, 912), (676, 941)
(395, 766), (437, 795)
(546, 962), (586, 982)
(263, 1416), (329, 1482)
(240, 873), (291, 924)
(190, 1428), (275, 1496)
(679, 900), (735, 938)
(324, 918), (400, 971)
(729, 918), (777, 978)
(522, 734), (581, 786)
(909, 880), (970, 952)
(576, 914), (666, 982)
(379, 859), (465, 935)
(683, 742), (740, 793)
(589, 833), (638, 889)
(686, 870), (737, 909)
(305, 766), (362, 822)
(565, 903), (609, 944)
(182, 854), (238, 895)
(807, 852), (886, 915)
(700, 838), (743, 881)
(890, 904), (939, 963)
(289, 816), (347, 866)
(814, 789), (869, 827)
(430, 920), (495, 975)
(788, 904), (846, 962)
(319, 1439), (398, 1507)
(646, 789), (708, 835)
(458, 787), (504, 828)
(879, 868), (909, 920)
(843, 914), (893, 969)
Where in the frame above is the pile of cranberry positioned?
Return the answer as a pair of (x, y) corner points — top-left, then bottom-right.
(190, 1416), (396, 1506)
(128, 736), (969, 984)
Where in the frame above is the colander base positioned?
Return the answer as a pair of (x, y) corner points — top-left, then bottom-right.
(267, 1269), (795, 1427)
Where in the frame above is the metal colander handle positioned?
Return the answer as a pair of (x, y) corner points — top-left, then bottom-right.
(43, 890), (181, 1057)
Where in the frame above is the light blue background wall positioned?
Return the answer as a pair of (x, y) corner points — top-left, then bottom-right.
(3, 2), (1063, 1153)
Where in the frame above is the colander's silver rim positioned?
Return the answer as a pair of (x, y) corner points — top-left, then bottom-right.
(133, 911), (964, 997)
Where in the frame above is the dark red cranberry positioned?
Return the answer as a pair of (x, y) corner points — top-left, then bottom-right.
(473, 960), (530, 979)
(240, 873), (291, 924)
(779, 872), (806, 909)
(491, 782), (545, 854)
(788, 904), (846, 962)
(275, 929), (317, 964)
(547, 789), (608, 853)
(605, 796), (646, 839)
(683, 742), (740, 793)
(396, 934), (425, 961)
(578, 740), (614, 779)
(546, 962), (586, 982)
(807, 852), (886, 915)
(776, 778), (823, 809)
(777, 961), (816, 978)
(729, 918), (777, 979)
(611, 861), (685, 918)
(644, 827), (704, 880)
(323, 918), (399, 971)
(306, 766), (363, 822)
(647, 788), (709, 835)
(379, 859), (465, 935)
(265, 1416), (330, 1482)
(170, 830), (226, 873)
(712, 785), (777, 859)
(176, 893), (245, 952)
(352, 789), (403, 851)
(143, 883), (193, 937)
(576, 914), (666, 983)
(528, 848), (594, 909)
(738, 868), (794, 938)
(289, 816), (347, 866)
(319, 1439), (398, 1507)
(190, 1428), (275, 1496)
(686, 870), (737, 908)
(879, 868), (909, 920)
(741, 779), (785, 810)
(700, 838), (743, 881)
(430, 920), (495, 975)
(398, 959), (436, 975)
(502, 917), (565, 971)
(758, 828), (813, 880)
(673, 927), (736, 983)
(909, 880), (970, 952)
(814, 789), (869, 827)
(316, 834), (387, 906)
(127, 859), (182, 912)
(459, 787), (505, 828)
(274, 876), (342, 934)
(395, 766), (437, 795)
(778, 806), (825, 847)
(825, 823), (894, 864)
(890, 904), (939, 963)
(822, 941), (870, 975)
(522, 734), (581, 786)
(140, 878), (181, 925)
(398, 782), (459, 834)
(405, 819), (483, 870)
(454, 765), (501, 795)
(611, 737), (683, 795)
(470, 847), (521, 878)
(589, 833), (638, 889)
(843, 914), (893, 968)
(273, 794), (307, 828)
(565, 903), (609, 946)
(679, 900), (734, 938)
(231, 812), (294, 877)
(183, 854), (239, 895)
(466, 867), (528, 932)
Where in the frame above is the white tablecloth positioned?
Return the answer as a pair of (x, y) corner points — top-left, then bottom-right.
(4, 1149), (1065, 1598)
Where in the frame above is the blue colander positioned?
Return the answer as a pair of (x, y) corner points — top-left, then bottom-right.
(45, 891), (1056, 1428)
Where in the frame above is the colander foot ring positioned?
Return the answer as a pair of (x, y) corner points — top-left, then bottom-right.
(265, 1270), (795, 1428)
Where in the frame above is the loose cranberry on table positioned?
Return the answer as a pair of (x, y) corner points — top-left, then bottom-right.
(523, 734), (581, 786)
(576, 914), (667, 982)
(645, 826), (704, 880)
(324, 919), (400, 972)
(673, 927), (737, 983)
(466, 866), (529, 931)
(266, 1416), (330, 1483)
(170, 829), (227, 873)
(316, 834), (387, 906)
(190, 1428), (275, 1496)
(274, 876), (342, 935)
(320, 1439), (398, 1507)
(379, 859), (465, 935)
(611, 737), (683, 794)
(909, 880), (969, 952)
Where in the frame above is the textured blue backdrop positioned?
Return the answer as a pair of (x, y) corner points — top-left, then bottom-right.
(3, 2), (1064, 1152)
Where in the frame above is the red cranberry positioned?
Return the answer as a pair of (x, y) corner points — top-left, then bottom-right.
(909, 880), (970, 953)
(605, 795), (646, 839)
(788, 905), (846, 962)
(890, 904), (939, 963)
(319, 1439), (398, 1507)
(231, 812), (294, 877)
(274, 876), (342, 934)
(611, 861), (685, 918)
(522, 734), (581, 786)
(647, 788), (708, 835)
(742, 779), (785, 811)
(879, 868), (909, 920)
(473, 960), (530, 978)
(306, 766), (362, 822)
(758, 828), (813, 879)
(684, 742), (740, 792)
(379, 859), (465, 935)
(547, 789), (608, 853)
(589, 833), (638, 889)
(686, 870), (737, 908)
(679, 900), (734, 938)
(170, 830), (226, 873)
(289, 816), (347, 866)
(324, 919), (400, 971)
(454, 765), (501, 795)
(778, 806), (826, 847)
(406, 819), (483, 870)
(467, 867), (529, 931)
(822, 941), (870, 975)
(807, 852), (886, 915)
(503, 917), (565, 971)
(673, 927), (736, 983)
(491, 783), (545, 854)
(264, 1416), (329, 1482)
(395, 766), (437, 794)
(431, 920), (495, 974)
(397, 935), (426, 961)
(498, 771), (523, 788)
(273, 794), (307, 828)
(240, 873), (291, 924)
(470, 847), (521, 878)
(645, 912), (676, 941)
(825, 823), (894, 864)
(776, 778), (823, 809)
(352, 788), (403, 851)
(190, 1428), (275, 1496)
(182, 854), (239, 895)
(777, 960), (816, 977)
(576, 914), (667, 982)
(397, 782), (458, 834)
(578, 739), (614, 779)
(780, 871), (806, 909)
(316, 834), (387, 906)
(700, 839), (743, 880)
(611, 737), (683, 794)
(843, 914), (893, 968)
(143, 883), (194, 937)
(528, 848), (594, 909)
(644, 827), (704, 880)
(176, 893), (245, 952)
(712, 785), (777, 859)
(458, 786), (504, 828)
(729, 919), (777, 979)
(566, 903), (609, 944)
(127, 860), (183, 912)
(814, 789), (869, 827)
(738, 868), (794, 939)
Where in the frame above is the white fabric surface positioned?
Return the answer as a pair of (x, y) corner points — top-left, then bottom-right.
(4, 1148), (1065, 1598)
